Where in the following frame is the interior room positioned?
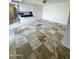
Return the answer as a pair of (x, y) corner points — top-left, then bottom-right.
(9, 0), (70, 59)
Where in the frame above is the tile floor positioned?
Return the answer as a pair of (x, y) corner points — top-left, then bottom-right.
(9, 19), (69, 59)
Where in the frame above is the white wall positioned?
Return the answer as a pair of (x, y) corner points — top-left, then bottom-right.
(33, 5), (43, 18)
(19, 3), (33, 11)
(19, 3), (43, 18)
(43, 1), (70, 25)
(64, 16), (70, 49)
(23, 0), (43, 5)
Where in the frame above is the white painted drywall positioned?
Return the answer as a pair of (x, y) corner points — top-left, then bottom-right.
(33, 5), (43, 18)
(43, 1), (70, 25)
(64, 16), (70, 49)
(19, 3), (33, 11)
(19, 3), (43, 18)
(23, 0), (43, 5)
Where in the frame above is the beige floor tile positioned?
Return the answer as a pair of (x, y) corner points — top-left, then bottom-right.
(26, 34), (41, 50)
(27, 53), (37, 59)
(16, 43), (33, 59)
(34, 44), (52, 59)
(44, 38), (57, 53)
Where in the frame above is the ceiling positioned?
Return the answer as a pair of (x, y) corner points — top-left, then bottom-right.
(22, 0), (69, 5)
(49, 0), (69, 2)
(10, 0), (69, 5)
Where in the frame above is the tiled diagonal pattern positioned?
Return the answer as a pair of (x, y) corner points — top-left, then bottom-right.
(26, 34), (42, 50)
(9, 19), (69, 59)
(16, 43), (33, 59)
(34, 44), (52, 59)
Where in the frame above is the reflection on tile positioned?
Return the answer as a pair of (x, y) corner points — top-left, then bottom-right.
(26, 34), (41, 50)
(15, 37), (28, 48)
(34, 44), (52, 59)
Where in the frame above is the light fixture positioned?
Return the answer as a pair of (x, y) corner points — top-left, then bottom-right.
(43, 0), (46, 3)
